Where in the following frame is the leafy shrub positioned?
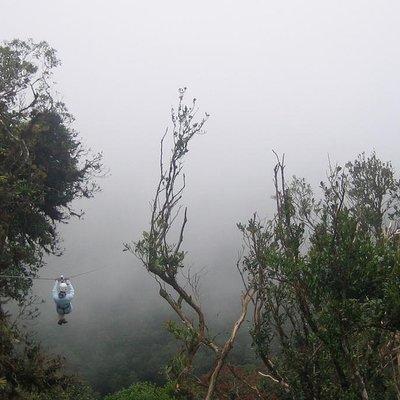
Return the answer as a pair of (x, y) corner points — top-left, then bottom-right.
(104, 382), (177, 400)
(29, 382), (99, 400)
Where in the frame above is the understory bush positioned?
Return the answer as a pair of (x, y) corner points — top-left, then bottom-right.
(104, 382), (177, 400)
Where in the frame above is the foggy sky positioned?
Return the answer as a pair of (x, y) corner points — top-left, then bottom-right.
(2, 0), (400, 349)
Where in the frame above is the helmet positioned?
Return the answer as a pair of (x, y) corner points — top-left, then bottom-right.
(59, 282), (68, 292)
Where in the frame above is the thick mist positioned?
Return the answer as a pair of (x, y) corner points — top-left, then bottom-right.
(2, 0), (400, 393)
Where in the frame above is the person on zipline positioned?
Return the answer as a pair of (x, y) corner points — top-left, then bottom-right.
(52, 278), (75, 325)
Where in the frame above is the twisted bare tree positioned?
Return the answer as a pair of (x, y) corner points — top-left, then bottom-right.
(126, 88), (253, 399)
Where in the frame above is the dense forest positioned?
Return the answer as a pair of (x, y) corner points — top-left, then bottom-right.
(2, 39), (400, 400)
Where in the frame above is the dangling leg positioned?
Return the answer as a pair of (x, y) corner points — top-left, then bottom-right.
(61, 305), (71, 324)
(61, 309), (69, 324)
(57, 310), (66, 325)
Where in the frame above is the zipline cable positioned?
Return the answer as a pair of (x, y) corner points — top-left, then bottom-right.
(0, 275), (56, 280)
(69, 265), (111, 279)
(0, 265), (113, 281)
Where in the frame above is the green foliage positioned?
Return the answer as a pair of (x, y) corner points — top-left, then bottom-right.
(166, 321), (198, 347)
(0, 311), (80, 400)
(0, 39), (102, 303)
(0, 39), (102, 399)
(29, 381), (99, 400)
(241, 152), (400, 400)
(104, 382), (177, 400)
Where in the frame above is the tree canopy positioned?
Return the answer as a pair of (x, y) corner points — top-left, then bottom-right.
(240, 153), (400, 399)
(130, 89), (400, 399)
(0, 39), (102, 303)
(0, 39), (101, 400)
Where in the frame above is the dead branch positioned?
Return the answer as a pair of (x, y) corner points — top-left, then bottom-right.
(205, 290), (253, 400)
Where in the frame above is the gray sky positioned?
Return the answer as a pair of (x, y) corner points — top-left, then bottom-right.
(2, 0), (400, 331)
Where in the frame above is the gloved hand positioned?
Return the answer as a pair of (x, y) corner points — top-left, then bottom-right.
(66, 279), (71, 285)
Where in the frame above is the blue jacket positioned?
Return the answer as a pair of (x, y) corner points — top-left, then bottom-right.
(52, 281), (75, 314)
